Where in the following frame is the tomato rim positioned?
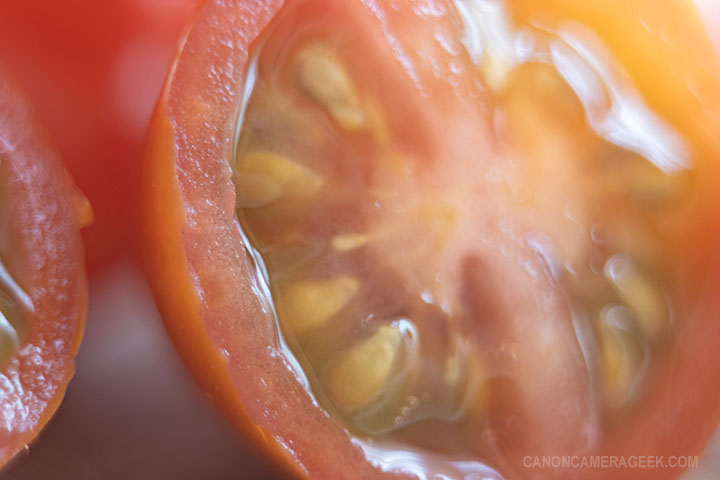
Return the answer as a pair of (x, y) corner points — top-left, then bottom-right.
(0, 67), (89, 469)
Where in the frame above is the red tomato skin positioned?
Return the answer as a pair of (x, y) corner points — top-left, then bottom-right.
(0, 67), (89, 469)
(0, 0), (198, 274)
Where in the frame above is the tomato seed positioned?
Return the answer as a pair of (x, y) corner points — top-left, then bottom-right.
(604, 254), (668, 338)
(325, 320), (417, 414)
(596, 305), (647, 406)
(295, 44), (365, 131)
(282, 275), (359, 334)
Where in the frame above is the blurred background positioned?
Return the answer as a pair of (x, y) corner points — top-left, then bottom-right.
(0, 0), (717, 478)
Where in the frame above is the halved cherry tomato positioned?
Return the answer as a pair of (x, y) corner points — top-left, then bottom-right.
(0, 0), (198, 273)
(0, 66), (89, 468)
(144, 0), (720, 478)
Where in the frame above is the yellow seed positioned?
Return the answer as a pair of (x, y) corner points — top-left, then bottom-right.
(282, 276), (359, 334)
(597, 305), (646, 406)
(417, 203), (458, 251)
(326, 324), (405, 412)
(482, 55), (512, 92)
(296, 45), (364, 131)
(423, 340), (482, 421)
(364, 98), (390, 144)
(234, 174), (283, 208)
(443, 348), (463, 388)
(604, 254), (668, 337)
(235, 152), (323, 207)
(419, 203), (457, 228)
(331, 234), (368, 252)
(369, 151), (410, 194)
(457, 350), (489, 419)
(440, 346), (473, 416)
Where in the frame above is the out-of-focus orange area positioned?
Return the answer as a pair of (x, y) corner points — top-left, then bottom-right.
(0, 0), (197, 274)
(510, 0), (720, 157)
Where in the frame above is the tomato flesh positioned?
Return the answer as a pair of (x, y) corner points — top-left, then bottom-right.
(145, 0), (720, 478)
(0, 67), (89, 468)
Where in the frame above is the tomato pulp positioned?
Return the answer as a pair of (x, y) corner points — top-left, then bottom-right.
(144, 0), (720, 478)
(0, 67), (90, 468)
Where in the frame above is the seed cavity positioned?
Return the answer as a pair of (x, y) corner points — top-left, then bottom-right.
(482, 55), (514, 92)
(597, 305), (647, 406)
(364, 98), (390, 144)
(591, 218), (663, 266)
(234, 174), (284, 208)
(265, 243), (323, 275)
(604, 254), (668, 337)
(234, 152), (323, 208)
(325, 319), (419, 415)
(332, 234), (368, 252)
(296, 44), (365, 131)
(282, 275), (359, 334)
(603, 153), (688, 206)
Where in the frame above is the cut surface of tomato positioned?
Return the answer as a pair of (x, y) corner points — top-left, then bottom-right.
(0, 67), (89, 467)
(144, 0), (720, 478)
